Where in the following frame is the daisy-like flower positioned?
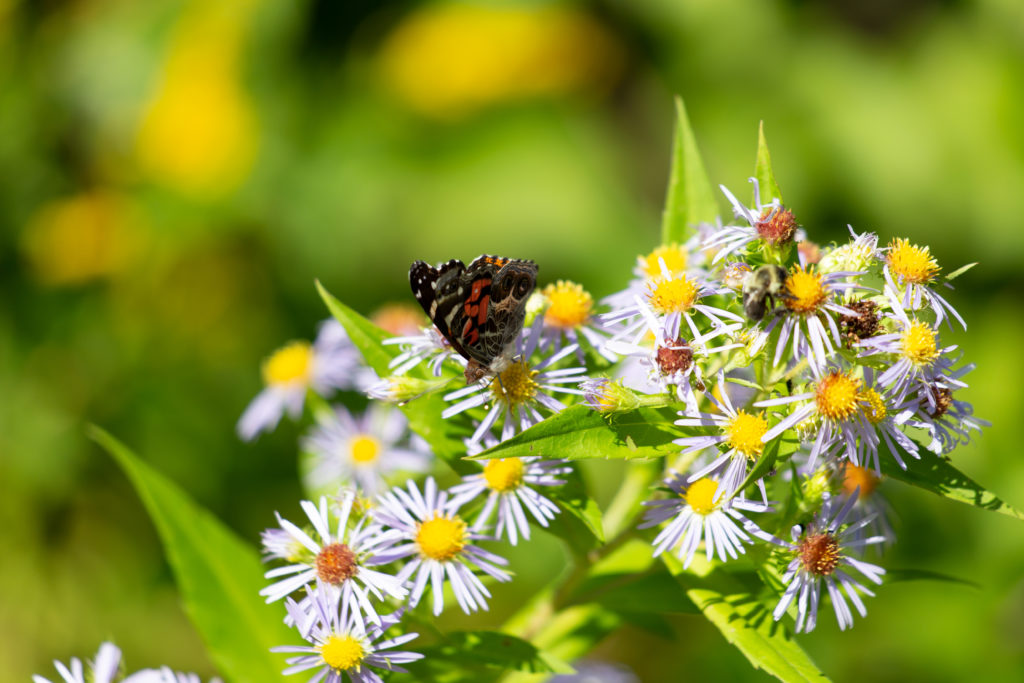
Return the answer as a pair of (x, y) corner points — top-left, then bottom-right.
(602, 240), (705, 312)
(441, 320), (588, 451)
(764, 264), (862, 374)
(539, 280), (617, 362)
(603, 263), (743, 348)
(756, 366), (903, 471)
(849, 368), (920, 472)
(705, 179), (796, 263)
(273, 586), (422, 683)
(385, 325), (463, 376)
(607, 309), (740, 411)
(237, 320), (363, 442)
(818, 226), (881, 275)
(33, 642), (122, 683)
(448, 456), (570, 544)
(883, 237), (965, 330)
(372, 478), (511, 616)
(301, 404), (431, 496)
(675, 375), (773, 502)
(261, 492), (408, 626)
(771, 491), (886, 633)
(640, 474), (774, 569)
(904, 356), (989, 454)
(857, 287), (955, 401)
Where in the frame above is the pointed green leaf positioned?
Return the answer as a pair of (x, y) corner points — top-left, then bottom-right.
(945, 262), (978, 281)
(754, 121), (783, 206)
(878, 445), (1024, 521)
(315, 282), (475, 474)
(405, 631), (571, 677)
(469, 405), (682, 462)
(665, 555), (830, 682)
(661, 97), (719, 244)
(88, 427), (291, 683)
(884, 568), (980, 589)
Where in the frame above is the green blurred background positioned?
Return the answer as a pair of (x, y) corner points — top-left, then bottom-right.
(3, 0), (1023, 680)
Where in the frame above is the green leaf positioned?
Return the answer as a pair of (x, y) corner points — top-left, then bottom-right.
(731, 435), (799, 501)
(316, 280), (393, 375)
(469, 405), (682, 462)
(544, 465), (605, 551)
(884, 568), (980, 589)
(754, 121), (783, 206)
(409, 631), (571, 676)
(945, 262), (978, 281)
(89, 426), (291, 683)
(316, 282), (475, 475)
(878, 445), (1024, 521)
(661, 97), (719, 245)
(665, 555), (830, 682)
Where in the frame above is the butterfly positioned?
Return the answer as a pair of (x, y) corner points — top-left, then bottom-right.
(409, 255), (538, 383)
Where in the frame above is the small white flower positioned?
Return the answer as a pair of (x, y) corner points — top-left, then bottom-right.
(302, 404), (431, 496)
(273, 585), (422, 683)
(33, 642), (122, 683)
(372, 478), (511, 616)
(449, 457), (570, 545)
(237, 320), (364, 442)
(641, 474), (774, 569)
(261, 492), (407, 626)
(771, 492), (886, 633)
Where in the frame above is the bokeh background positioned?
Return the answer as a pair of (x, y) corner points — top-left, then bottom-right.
(4, 0), (1024, 681)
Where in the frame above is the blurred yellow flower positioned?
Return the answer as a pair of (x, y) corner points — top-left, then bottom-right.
(136, 1), (259, 198)
(21, 191), (144, 286)
(378, 3), (623, 119)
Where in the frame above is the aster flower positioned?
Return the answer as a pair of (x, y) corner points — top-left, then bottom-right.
(764, 264), (863, 374)
(757, 366), (913, 472)
(602, 264), (744, 348)
(441, 320), (588, 451)
(675, 375), (773, 502)
(903, 355), (989, 454)
(818, 226), (881, 275)
(385, 325), (463, 377)
(372, 478), (511, 616)
(301, 404), (431, 496)
(273, 586), (422, 683)
(448, 456), (570, 544)
(606, 308), (740, 411)
(771, 492), (886, 633)
(705, 179), (796, 263)
(883, 237), (965, 330)
(260, 492), (408, 626)
(849, 368), (920, 472)
(602, 240), (706, 312)
(539, 280), (617, 362)
(857, 287), (956, 401)
(237, 320), (364, 442)
(641, 474), (774, 569)
(838, 464), (896, 551)
(33, 642), (122, 683)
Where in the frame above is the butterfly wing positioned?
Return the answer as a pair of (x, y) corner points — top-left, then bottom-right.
(409, 259), (472, 361)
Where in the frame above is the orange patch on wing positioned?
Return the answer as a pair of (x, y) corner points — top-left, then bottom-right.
(477, 294), (489, 324)
(462, 318), (480, 345)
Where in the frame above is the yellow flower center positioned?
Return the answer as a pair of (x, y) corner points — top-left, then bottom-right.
(646, 274), (700, 314)
(842, 463), (880, 499)
(261, 341), (313, 387)
(814, 371), (861, 421)
(798, 533), (841, 576)
(783, 266), (829, 314)
(684, 478), (719, 516)
(886, 238), (939, 284)
(543, 280), (593, 329)
(858, 388), (887, 425)
(491, 361), (539, 405)
(901, 321), (939, 366)
(483, 458), (525, 492)
(320, 634), (365, 671)
(726, 411), (768, 459)
(348, 435), (380, 464)
(416, 514), (467, 561)
(641, 243), (688, 277)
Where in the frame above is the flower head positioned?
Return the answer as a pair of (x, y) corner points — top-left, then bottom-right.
(372, 478), (511, 615)
(772, 492), (886, 633)
(273, 586), (422, 682)
(302, 404), (431, 496)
